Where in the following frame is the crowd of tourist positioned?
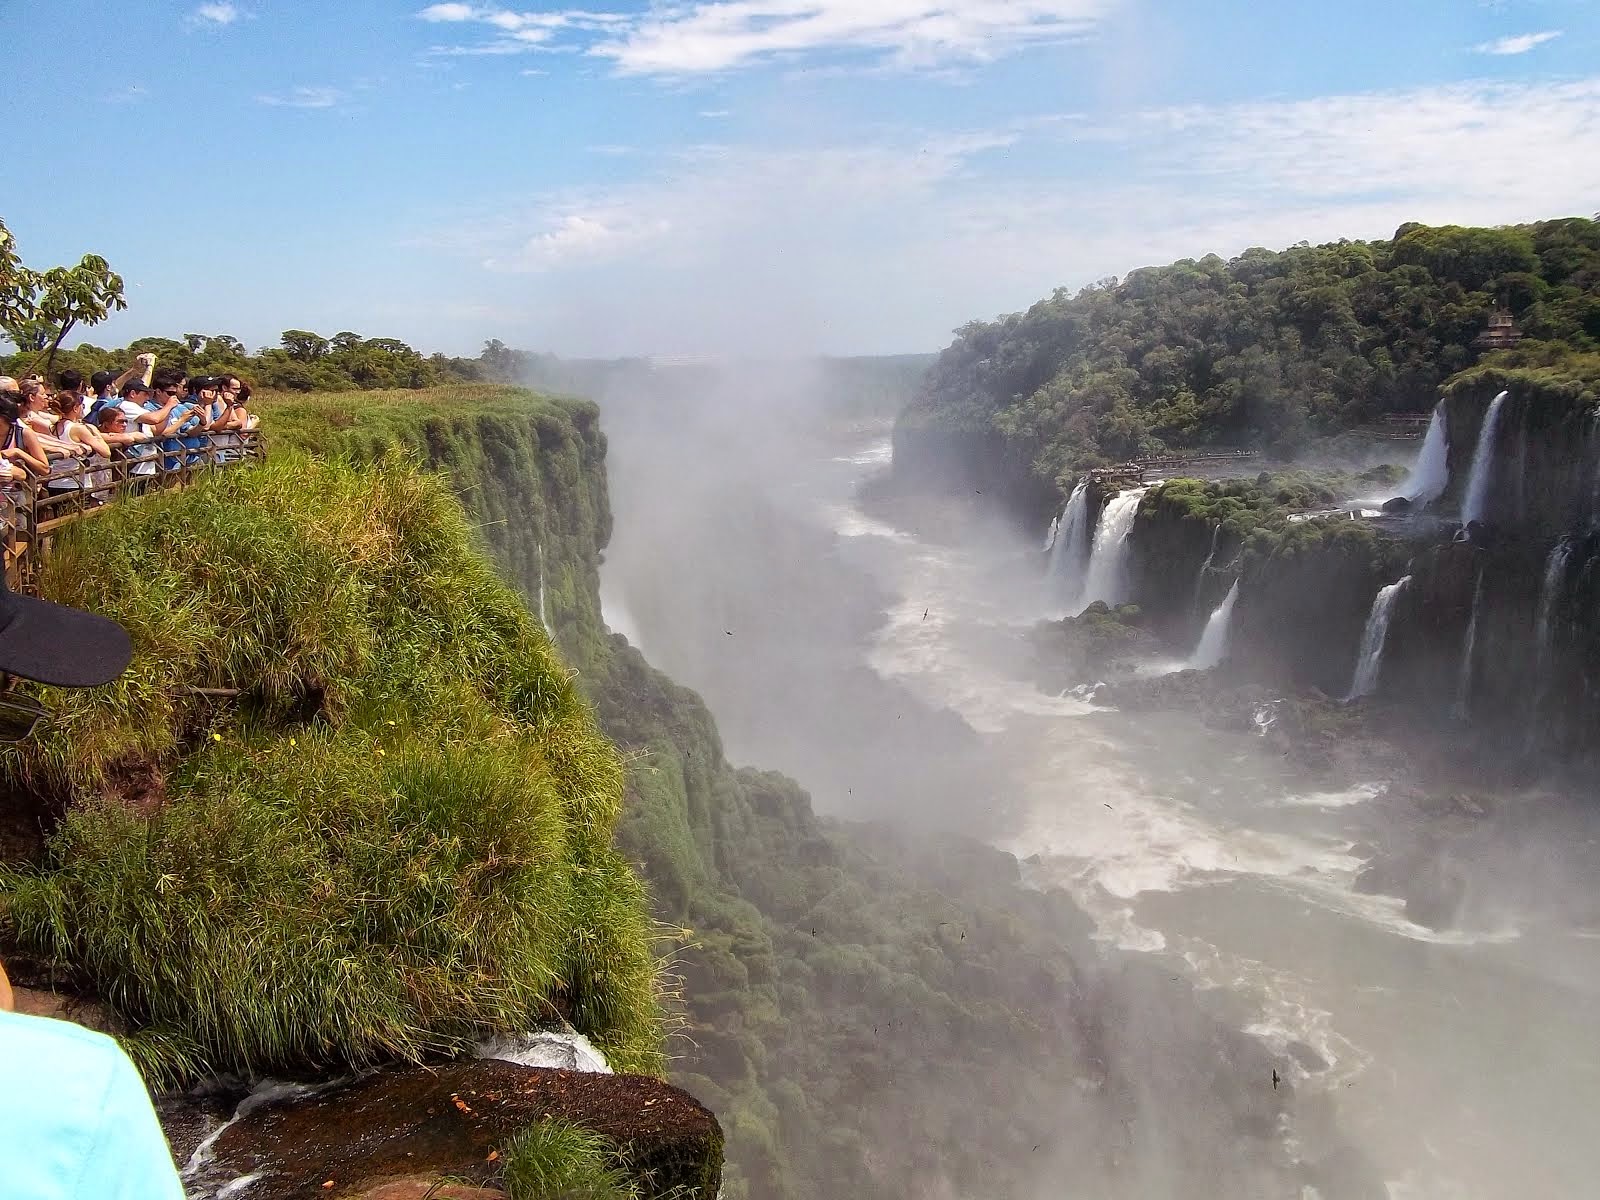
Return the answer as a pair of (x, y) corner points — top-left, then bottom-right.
(0, 357), (261, 542)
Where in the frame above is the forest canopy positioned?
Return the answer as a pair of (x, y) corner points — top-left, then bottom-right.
(902, 218), (1600, 484)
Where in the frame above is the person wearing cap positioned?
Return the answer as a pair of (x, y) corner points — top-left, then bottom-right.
(115, 379), (181, 487)
(0, 573), (184, 1200)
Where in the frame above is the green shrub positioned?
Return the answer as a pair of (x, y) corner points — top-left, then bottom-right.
(501, 1120), (638, 1200)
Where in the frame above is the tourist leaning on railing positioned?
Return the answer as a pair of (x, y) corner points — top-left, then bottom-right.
(102, 380), (168, 488)
(44, 392), (113, 506)
(0, 395), (49, 480)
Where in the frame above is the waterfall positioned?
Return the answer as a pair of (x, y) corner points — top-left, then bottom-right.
(1079, 486), (1148, 608)
(1046, 480), (1092, 610)
(1188, 580), (1240, 669)
(1042, 513), (1060, 553)
(1192, 524), (1222, 614)
(1454, 572), (1484, 720)
(1461, 391), (1508, 526)
(537, 542), (552, 634)
(1534, 540), (1572, 669)
(1400, 402), (1450, 504)
(1346, 576), (1411, 700)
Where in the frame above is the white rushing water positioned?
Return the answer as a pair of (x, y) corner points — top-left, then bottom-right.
(1402, 401), (1450, 504)
(1187, 579), (1239, 669)
(1346, 576), (1411, 700)
(1454, 572), (1483, 721)
(1191, 523), (1221, 613)
(1534, 540), (1572, 674)
(1460, 391), (1508, 526)
(537, 541), (551, 634)
(1045, 479), (1091, 611)
(1078, 486), (1147, 608)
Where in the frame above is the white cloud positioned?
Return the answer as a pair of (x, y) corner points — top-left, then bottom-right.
(700, 110), (731, 118)
(1472, 30), (1562, 55)
(595, 0), (1119, 75)
(256, 86), (346, 109)
(421, 76), (1600, 355)
(415, 1), (1117, 72)
(193, 2), (242, 24)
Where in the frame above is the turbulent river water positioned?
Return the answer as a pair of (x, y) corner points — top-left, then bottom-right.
(602, 426), (1600, 1200)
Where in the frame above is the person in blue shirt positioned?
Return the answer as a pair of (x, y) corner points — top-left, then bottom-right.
(0, 972), (186, 1200)
(0, 571), (185, 1199)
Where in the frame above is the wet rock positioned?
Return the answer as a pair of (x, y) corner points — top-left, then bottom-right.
(1381, 495), (1412, 513)
(191, 1061), (721, 1200)
(353, 1181), (506, 1200)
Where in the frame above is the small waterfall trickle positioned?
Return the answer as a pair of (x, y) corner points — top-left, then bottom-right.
(1042, 513), (1061, 553)
(1528, 540), (1573, 745)
(1346, 575), (1411, 700)
(1079, 486), (1148, 609)
(1188, 580), (1240, 669)
(537, 542), (552, 634)
(1192, 524), (1222, 614)
(1454, 572), (1484, 720)
(1461, 391), (1508, 526)
(1046, 480), (1092, 611)
(1400, 401), (1450, 504)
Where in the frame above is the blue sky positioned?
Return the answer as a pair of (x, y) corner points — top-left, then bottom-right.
(4, 1), (1597, 358)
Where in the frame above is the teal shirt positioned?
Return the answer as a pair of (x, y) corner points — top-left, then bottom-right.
(0, 1009), (185, 1199)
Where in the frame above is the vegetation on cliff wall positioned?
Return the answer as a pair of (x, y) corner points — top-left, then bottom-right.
(243, 385), (1300, 1200)
(899, 217), (1600, 489)
(0, 455), (663, 1083)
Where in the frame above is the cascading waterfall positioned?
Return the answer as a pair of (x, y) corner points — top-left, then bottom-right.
(1529, 540), (1573, 744)
(1400, 401), (1450, 504)
(1046, 479), (1092, 610)
(537, 542), (551, 634)
(1192, 524), (1222, 613)
(1346, 575), (1411, 700)
(1534, 540), (1572, 671)
(1188, 579), (1240, 669)
(1042, 513), (1060, 553)
(1079, 486), (1149, 608)
(1461, 391), (1508, 526)
(1454, 572), (1484, 720)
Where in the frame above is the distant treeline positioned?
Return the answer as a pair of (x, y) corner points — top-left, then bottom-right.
(903, 217), (1600, 479)
(4, 332), (936, 415)
(2, 330), (495, 393)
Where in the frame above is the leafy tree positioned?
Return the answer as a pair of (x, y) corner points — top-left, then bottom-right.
(0, 217), (127, 376)
(279, 329), (330, 362)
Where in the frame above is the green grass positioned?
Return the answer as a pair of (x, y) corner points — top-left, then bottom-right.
(501, 1120), (639, 1200)
(0, 453), (664, 1083)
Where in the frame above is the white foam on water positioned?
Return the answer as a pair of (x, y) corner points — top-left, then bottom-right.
(1277, 782), (1389, 809)
(826, 503), (909, 541)
(182, 1079), (339, 1197)
(476, 1030), (612, 1073)
(830, 437), (894, 466)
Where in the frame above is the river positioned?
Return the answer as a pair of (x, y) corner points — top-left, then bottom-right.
(601, 421), (1600, 1199)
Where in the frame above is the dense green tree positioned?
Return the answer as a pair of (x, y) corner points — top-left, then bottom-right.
(0, 217), (126, 376)
(905, 218), (1600, 483)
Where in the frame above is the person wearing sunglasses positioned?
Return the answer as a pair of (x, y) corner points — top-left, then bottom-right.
(0, 570), (185, 1199)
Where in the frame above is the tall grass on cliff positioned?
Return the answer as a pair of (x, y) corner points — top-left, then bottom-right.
(0, 454), (663, 1083)
(501, 1120), (639, 1200)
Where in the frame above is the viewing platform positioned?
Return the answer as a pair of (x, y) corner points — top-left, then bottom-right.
(1090, 449), (1261, 486)
(3, 431), (267, 596)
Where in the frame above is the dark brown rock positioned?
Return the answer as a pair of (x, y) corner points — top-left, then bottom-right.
(200, 1061), (721, 1200)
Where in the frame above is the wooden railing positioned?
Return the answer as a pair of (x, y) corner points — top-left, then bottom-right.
(3, 431), (267, 595)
